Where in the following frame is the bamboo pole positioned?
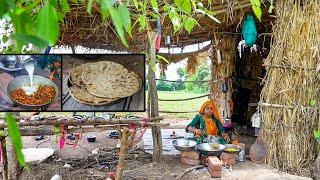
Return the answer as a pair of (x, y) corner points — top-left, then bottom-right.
(115, 128), (130, 180)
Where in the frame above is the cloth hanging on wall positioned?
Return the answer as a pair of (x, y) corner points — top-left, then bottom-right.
(242, 14), (257, 47)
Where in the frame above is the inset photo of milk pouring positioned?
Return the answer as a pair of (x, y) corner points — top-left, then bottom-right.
(0, 55), (62, 111)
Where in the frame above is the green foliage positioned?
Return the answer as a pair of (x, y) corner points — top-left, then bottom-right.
(250, 0), (262, 21)
(157, 79), (174, 91)
(36, 1), (60, 46)
(5, 112), (26, 168)
(0, 0), (263, 53)
(185, 64), (210, 93)
(314, 130), (320, 144)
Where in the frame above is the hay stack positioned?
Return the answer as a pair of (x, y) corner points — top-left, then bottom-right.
(258, 0), (320, 176)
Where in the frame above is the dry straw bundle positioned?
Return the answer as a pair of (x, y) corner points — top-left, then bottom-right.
(210, 34), (236, 116)
(258, 0), (320, 176)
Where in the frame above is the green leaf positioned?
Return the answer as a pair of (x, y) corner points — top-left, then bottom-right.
(184, 17), (195, 34)
(5, 113), (26, 167)
(314, 130), (320, 144)
(100, 0), (110, 19)
(118, 4), (132, 36)
(150, 0), (158, 12)
(57, 11), (65, 22)
(250, 0), (262, 21)
(175, 0), (191, 14)
(14, 34), (49, 48)
(36, 1), (60, 46)
(156, 55), (170, 64)
(182, 0), (191, 13)
(49, 0), (58, 6)
(2, 35), (9, 44)
(137, 15), (147, 32)
(24, 0), (42, 12)
(103, 0), (128, 47)
(133, 0), (139, 10)
(169, 11), (181, 33)
(0, 0), (9, 18)
(59, 0), (70, 13)
(196, 9), (220, 23)
(86, 0), (94, 15)
(310, 99), (317, 107)
(163, 4), (170, 12)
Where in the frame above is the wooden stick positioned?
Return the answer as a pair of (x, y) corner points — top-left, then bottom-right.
(259, 102), (320, 110)
(176, 165), (204, 179)
(115, 128), (130, 180)
(1, 137), (8, 180)
(262, 64), (318, 71)
(0, 117), (164, 129)
(0, 116), (163, 122)
(0, 123), (170, 137)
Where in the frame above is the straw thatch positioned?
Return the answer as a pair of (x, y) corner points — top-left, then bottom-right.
(210, 34), (236, 117)
(258, 0), (320, 177)
(58, 0), (257, 52)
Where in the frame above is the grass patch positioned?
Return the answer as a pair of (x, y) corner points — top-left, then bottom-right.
(157, 91), (208, 118)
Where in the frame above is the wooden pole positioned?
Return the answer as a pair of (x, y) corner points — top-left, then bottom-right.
(8, 112), (21, 180)
(147, 30), (163, 162)
(1, 136), (8, 180)
(115, 128), (130, 180)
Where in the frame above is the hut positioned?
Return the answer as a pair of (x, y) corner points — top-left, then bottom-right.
(56, 0), (319, 178)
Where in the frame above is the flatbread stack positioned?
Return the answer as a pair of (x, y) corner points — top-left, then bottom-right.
(69, 61), (142, 105)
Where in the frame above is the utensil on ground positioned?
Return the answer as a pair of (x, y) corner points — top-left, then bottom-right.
(250, 141), (267, 163)
(196, 143), (225, 156)
(172, 139), (197, 151)
(87, 135), (97, 142)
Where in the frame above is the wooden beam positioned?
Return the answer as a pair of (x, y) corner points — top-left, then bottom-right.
(0, 123), (170, 137)
(0, 117), (164, 129)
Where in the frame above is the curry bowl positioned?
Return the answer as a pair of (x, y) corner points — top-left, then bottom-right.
(7, 75), (59, 109)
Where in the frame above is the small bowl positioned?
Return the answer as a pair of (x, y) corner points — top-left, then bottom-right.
(87, 135), (96, 142)
(224, 144), (241, 154)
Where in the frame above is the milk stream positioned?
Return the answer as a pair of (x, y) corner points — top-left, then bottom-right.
(23, 60), (37, 95)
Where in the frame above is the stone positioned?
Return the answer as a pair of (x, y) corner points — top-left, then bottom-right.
(181, 150), (200, 160)
(50, 174), (62, 180)
(22, 148), (54, 164)
(181, 157), (200, 166)
(63, 163), (71, 169)
(208, 156), (222, 171)
(208, 167), (221, 178)
(220, 152), (237, 165)
(92, 148), (100, 154)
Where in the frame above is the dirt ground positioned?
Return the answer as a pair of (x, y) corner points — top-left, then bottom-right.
(2, 129), (309, 180)
(0, 118), (313, 180)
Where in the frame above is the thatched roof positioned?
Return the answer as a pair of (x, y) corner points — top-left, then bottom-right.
(58, 0), (274, 53)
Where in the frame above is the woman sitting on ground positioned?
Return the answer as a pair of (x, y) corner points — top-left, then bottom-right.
(186, 99), (227, 144)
